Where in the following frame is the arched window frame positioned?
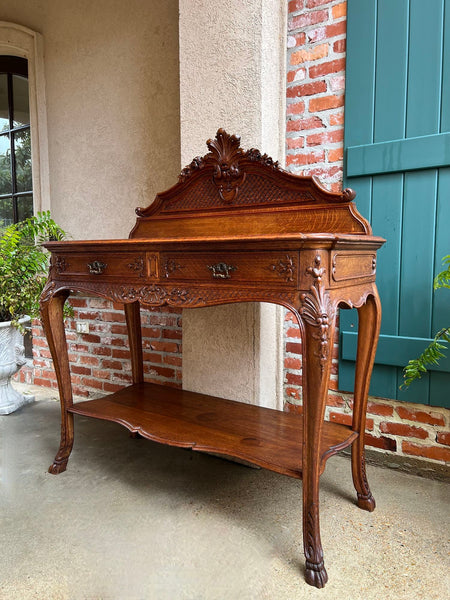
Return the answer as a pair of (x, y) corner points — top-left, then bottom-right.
(0, 22), (50, 213)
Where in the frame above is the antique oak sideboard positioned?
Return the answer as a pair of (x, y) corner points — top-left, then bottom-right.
(40, 130), (384, 588)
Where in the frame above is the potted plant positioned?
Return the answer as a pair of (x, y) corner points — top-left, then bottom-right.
(0, 211), (69, 414)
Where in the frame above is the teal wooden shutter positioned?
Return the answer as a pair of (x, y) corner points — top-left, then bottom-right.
(339, 0), (450, 408)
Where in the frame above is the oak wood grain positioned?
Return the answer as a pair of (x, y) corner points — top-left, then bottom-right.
(69, 382), (358, 478)
(40, 130), (384, 588)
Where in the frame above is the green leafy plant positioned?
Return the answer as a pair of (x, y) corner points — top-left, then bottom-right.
(0, 211), (71, 330)
(402, 255), (450, 387)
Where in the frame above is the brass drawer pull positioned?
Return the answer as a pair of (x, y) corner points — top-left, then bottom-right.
(87, 260), (107, 275)
(207, 262), (237, 279)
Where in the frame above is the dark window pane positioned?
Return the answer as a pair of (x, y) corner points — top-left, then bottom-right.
(16, 194), (33, 222)
(0, 59), (32, 226)
(0, 195), (13, 231)
(12, 75), (29, 127)
(14, 129), (32, 192)
(0, 74), (8, 132)
(0, 133), (11, 195)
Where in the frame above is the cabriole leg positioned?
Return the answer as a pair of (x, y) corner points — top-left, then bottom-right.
(301, 313), (336, 588)
(351, 291), (381, 512)
(296, 264), (337, 588)
(40, 290), (74, 474)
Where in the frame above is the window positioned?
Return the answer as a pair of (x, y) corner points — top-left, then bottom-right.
(0, 56), (34, 356)
(0, 56), (33, 231)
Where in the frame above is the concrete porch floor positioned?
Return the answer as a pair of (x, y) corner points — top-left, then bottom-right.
(0, 387), (449, 600)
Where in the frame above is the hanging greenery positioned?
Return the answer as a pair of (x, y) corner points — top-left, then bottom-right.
(402, 255), (450, 387)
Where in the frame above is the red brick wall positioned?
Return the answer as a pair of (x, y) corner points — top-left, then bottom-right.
(286, 0), (346, 190)
(285, 0), (450, 465)
(19, 296), (182, 395)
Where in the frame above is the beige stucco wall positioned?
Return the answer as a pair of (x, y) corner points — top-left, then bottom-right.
(179, 0), (287, 408)
(0, 0), (180, 240)
(179, 0), (286, 161)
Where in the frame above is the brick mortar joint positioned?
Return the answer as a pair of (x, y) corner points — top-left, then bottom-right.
(288, 27), (346, 44)
(361, 443), (450, 467)
(288, 4), (346, 22)
(286, 388), (449, 425)
(326, 394), (450, 455)
(328, 389), (448, 419)
(284, 398), (449, 464)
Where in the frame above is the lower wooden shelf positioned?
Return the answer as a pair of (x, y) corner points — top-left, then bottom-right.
(69, 382), (358, 478)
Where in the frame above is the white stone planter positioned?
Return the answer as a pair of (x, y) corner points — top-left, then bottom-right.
(0, 317), (35, 415)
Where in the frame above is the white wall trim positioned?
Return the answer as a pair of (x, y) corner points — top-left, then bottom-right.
(0, 21), (50, 213)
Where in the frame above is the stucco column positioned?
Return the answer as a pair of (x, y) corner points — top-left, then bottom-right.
(179, 0), (287, 408)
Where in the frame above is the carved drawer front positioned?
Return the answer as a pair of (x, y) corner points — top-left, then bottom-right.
(53, 253), (148, 280)
(331, 252), (376, 283)
(161, 252), (299, 286)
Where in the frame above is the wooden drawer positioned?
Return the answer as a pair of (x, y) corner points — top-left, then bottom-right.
(52, 252), (148, 280)
(160, 251), (299, 286)
(331, 252), (376, 283)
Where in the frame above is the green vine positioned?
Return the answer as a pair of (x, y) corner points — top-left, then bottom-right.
(401, 255), (450, 387)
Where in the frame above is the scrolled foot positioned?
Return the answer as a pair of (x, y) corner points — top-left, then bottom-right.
(357, 492), (376, 512)
(305, 560), (328, 588)
(48, 458), (69, 474)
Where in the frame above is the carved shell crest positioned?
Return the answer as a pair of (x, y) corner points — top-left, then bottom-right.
(177, 129), (282, 203)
